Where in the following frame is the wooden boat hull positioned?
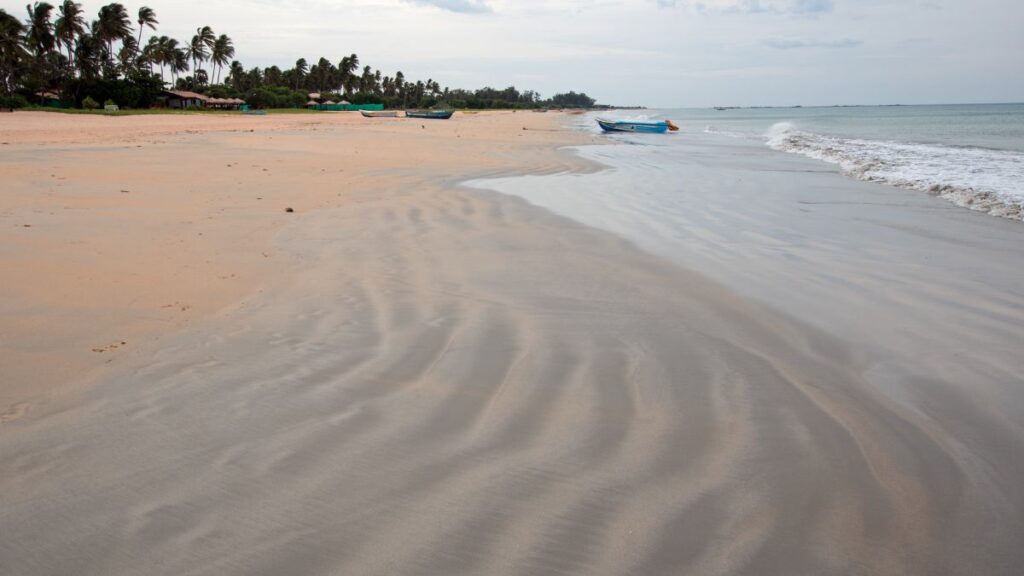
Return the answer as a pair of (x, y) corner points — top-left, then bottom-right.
(405, 110), (454, 119)
(361, 110), (399, 118)
(596, 118), (676, 133)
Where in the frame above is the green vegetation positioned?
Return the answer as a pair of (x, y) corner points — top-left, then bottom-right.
(0, 93), (29, 107)
(23, 105), (252, 115)
(0, 3), (598, 111)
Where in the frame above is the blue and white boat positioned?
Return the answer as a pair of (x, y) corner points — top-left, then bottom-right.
(597, 118), (679, 133)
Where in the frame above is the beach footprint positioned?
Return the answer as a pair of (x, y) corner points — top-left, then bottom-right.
(0, 402), (30, 424)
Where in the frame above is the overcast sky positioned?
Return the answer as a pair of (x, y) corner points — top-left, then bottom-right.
(9, 0), (1023, 106)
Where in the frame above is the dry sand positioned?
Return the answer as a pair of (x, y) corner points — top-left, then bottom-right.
(1, 110), (1021, 575)
(0, 110), (598, 409)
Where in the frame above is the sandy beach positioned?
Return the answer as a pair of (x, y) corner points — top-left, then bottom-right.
(0, 111), (598, 409)
(2, 110), (1022, 575)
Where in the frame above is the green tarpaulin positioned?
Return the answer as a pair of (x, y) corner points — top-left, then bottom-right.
(310, 103), (384, 111)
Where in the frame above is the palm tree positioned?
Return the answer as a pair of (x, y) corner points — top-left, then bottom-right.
(144, 34), (166, 80)
(187, 25), (213, 86)
(24, 2), (56, 57)
(312, 56), (332, 92)
(54, 0), (85, 75)
(162, 36), (180, 83)
(227, 59), (244, 91)
(142, 34), (158, 75)
(94, 3), (131, 70)
(293, 57), (306, 90)
(134, 6), (155, 58)
(210, 33), (232, 84)
(194, 25), (215, 61)
(23, 2), (57, 90)
(263, 64), (281, 86)
(73, 30), (101, 80)
(339, 53), (357, 95)
(360, 64), (373, 93)
(116, 34), (135, 70)
(153, 35), (176, 82)
(0, 9), (28, 94)
(185, 35), (203, 87)
(394, 70), (406, 106)
(170, 44), (187, 85)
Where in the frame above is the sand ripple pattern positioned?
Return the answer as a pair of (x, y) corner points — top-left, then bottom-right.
(2, 187), (1021, 575)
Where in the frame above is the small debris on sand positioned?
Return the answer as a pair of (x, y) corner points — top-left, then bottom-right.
(91, 341), (127, 353)
(285, 207), (294, 213)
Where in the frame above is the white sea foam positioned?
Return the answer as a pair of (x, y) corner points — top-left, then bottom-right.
(703, 125), (759, 140)
(760, 122), (1024, 220)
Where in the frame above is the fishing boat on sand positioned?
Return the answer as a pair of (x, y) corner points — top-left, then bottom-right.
(405, 110), (454, 119)
(361, 110), (400, 118)
(596, 118), (679, 133)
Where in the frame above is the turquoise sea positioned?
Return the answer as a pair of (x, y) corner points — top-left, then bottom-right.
(466, 103), (1024, 359)
(591, 103), (1024, 218)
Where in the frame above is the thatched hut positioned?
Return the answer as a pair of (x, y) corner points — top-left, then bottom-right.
(204, 97), (246, 110)
(35, 91), (63, 107)
(163, 90), (209, 109)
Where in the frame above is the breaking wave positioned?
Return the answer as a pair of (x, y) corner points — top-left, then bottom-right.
(760, 122), (1024, 220)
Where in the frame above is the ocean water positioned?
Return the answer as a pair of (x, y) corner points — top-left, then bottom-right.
(466, 104), (1024, 372)
(600, 103), (1024, 219)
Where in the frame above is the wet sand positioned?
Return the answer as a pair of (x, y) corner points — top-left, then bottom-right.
(1, 111), (1022, 575)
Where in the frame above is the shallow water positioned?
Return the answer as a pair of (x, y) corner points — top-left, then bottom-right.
(468, 116), (1024, 429)
(590, 104), (1024, 218)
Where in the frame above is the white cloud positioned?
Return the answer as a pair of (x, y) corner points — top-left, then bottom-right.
(401, 0), (492, 13)
(663, 0), (834, 14)
(762, 37), (861, 49)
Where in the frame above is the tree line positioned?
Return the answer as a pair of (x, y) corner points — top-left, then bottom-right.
(0, 2), (597, 110)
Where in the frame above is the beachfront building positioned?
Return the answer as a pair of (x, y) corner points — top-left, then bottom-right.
(163, 90), (208, 109)
(34, 91), (63, 107)
(206, 97), (247, 110)
(160, 91), (246, 110)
